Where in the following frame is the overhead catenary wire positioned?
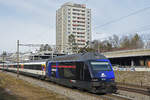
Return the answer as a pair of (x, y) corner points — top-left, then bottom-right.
(94, 6), (150, 29)
(95, 26), (150, 42)
(95, 24), (150, 42)
(126, 25), (150, 34)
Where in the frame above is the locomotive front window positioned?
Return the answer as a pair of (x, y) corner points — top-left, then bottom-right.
(90, 61), (112, 71)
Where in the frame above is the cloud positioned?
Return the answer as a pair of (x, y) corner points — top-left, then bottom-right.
(0, 0), (150, 53)
(91, 0), (150, 41)
(0, 0), (58, 53)
(0, 16), (55, 53)
(0, 0), (54, 16)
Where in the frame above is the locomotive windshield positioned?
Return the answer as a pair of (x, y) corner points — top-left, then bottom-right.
(90, 61), (112, 71)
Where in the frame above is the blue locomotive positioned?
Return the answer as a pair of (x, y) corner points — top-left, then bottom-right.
(46, 52), (117, 93)
(0, 52), (117, 93)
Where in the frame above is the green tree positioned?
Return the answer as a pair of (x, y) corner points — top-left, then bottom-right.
(68, 34), (78, 53)
(130, 33), (144, 49)
(2, 51), (7, 56)
(44, 44), (52, 51)
(39, 44), (52, 51)
(78, 47), (95, 53)
(39, 44), (44, 51)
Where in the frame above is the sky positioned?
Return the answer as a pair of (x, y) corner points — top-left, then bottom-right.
(0, 0), (150, 53)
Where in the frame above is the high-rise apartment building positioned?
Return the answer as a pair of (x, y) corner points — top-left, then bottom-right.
(56, 2), (91, 53)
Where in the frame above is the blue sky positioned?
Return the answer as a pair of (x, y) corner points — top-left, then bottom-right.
(0, 0), (150, 53)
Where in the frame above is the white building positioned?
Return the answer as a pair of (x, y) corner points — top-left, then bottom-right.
(56, 2), (91, 53)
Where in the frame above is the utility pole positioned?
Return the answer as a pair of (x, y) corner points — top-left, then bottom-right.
(2, 51), (4, 72)
(17, 40), (19, 78)
(97, 41), (100, 53)
(98, 43), (100, 53)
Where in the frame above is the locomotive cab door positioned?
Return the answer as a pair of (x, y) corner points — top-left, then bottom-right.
(75, 62), (91, 90)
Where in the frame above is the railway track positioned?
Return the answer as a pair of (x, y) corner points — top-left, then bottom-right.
(117, 82), (150, 96)
(117, 82), (150, 91)
(1, 70), (132, 100)
(116, 82), (150, 100)
(101, 93), (133, 100)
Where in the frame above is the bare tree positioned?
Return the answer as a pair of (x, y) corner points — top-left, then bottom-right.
(91, 33), (144, 52)
(145, 39), (150, 48)
(91, 40), (99, 52)
(120, 36), (130, 49)
(111, 35), (120, 48)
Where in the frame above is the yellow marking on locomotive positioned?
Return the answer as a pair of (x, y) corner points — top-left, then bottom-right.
(41, 64), (46, 71)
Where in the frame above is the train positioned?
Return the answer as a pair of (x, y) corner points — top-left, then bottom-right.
(0, 52), (117, 93)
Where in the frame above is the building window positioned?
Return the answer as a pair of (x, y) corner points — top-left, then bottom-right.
(73, 16), (76, 19)
(77, 36), (85, 38)
(72, 13), (76, 15)
(77, 28), (85, 30)
(73, 9), (80, 11)
(82, 10), (85, 12)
